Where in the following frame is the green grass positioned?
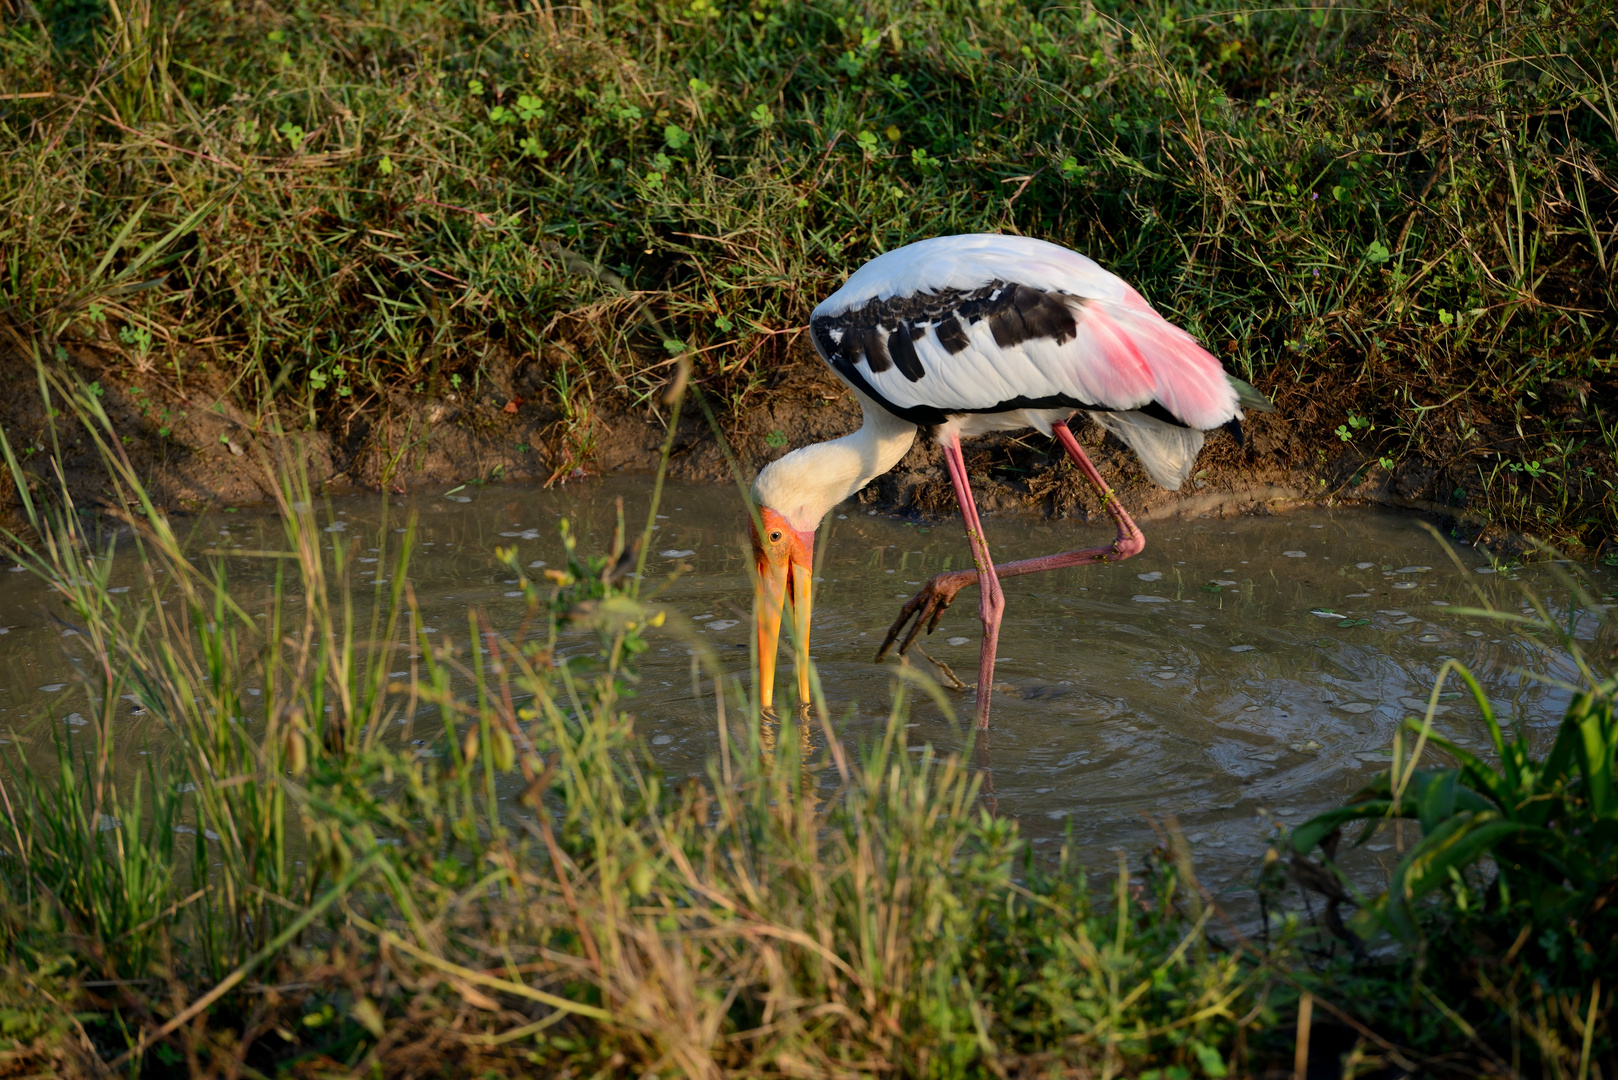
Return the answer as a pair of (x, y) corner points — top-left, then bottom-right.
(0, 375), (1613, 1077)
(1, 0), (1615, 542)
(0, 375), (1293, 1076)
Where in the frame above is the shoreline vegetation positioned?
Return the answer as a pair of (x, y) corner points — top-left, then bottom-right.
(0, 0), (1614, 548)
(0, 373), (1613, 1077)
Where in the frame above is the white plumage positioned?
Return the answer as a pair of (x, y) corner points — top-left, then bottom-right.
(805, 234), (1253, 488)
(814, 234), (1133, 314)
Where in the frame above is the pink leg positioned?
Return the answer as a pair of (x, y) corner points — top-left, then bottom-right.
(877, 419), (1145, 678)
(1051, 420), (1145, 562)
(941, 432), (1005, 729)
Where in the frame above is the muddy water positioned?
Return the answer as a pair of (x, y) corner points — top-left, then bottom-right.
(1, 479), (1610, 888)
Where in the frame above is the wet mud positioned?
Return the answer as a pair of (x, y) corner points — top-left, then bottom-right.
(0, 341), (1531, 552)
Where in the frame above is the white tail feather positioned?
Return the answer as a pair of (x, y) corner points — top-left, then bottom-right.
(1087, 411), (1205, 490)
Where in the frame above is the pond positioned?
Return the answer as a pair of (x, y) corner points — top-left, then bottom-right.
(1, 478), (1609, 889)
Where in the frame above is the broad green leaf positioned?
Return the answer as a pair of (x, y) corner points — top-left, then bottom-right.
(1191, 1039), (1229, 1078)
(1291, 800), (1398, 853)
(1570, 693), (1615, 817)
(1416, 769), (1458, 833)
(1383, 816), (1563, 937)
(1408, 769), (1492, 818)
(1407, 725), (1512, 809)
(1382, 813), (1506, 937)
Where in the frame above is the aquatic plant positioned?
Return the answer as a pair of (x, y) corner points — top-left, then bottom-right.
(1289, 560), (1617, 1075)
(1293, 672), (1617, 951)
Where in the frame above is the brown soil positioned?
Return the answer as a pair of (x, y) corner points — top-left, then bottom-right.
(0, 339), (1520, 550)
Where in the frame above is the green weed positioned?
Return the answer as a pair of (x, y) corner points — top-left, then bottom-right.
(1290, 546), (1616, 1075)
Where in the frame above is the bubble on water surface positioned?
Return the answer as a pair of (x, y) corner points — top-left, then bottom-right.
(40, 683), (64, 692)
(1283, 551), (1307, 558)
(1396, 617), (1419, 624)
(660, 549), (696, 558)
(65, 713), (86, 725)
(706, 620), (740, 631)
(1153, 671), (1177, 680)
(1419, 634), (1441, 642)
(1133, 595), (1170, 603)
(1355, 562), (1375, 569)
(1137, 571), (1163, 581)
(1228, 645), (1256, 652)
(1393, 566), (1432, 573)
(324, 521), (346, 532)
(1465, 630), (1484, 637)
(947, 637), (970, 645)
(528, 560), (547, 568)
(503, 591), (523, 597)
(1475, 566), (1496, 574)
(652, 735), (673, 745)
(1392, 582), (1417, 589)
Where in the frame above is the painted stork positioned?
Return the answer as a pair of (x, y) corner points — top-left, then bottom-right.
(749, 234), (1273, 727)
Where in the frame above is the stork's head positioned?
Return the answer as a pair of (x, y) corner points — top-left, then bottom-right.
(749, 505), (816, 713)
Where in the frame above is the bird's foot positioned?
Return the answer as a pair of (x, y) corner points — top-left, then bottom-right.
(874, 570), (979, 661)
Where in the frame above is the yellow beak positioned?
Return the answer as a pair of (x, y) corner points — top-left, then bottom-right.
(753, 521), (815, 713)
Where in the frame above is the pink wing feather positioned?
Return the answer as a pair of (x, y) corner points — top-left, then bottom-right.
(810, 233), (1242, 433)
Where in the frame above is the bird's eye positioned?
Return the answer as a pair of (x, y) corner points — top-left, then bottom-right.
(768, 531), (782, 543)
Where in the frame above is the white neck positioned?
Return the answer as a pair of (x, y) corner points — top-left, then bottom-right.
(751, 390), (917, 532)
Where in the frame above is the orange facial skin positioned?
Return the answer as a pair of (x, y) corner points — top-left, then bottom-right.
(751, 507), (817, 712)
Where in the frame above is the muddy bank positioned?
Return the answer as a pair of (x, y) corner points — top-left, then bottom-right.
(0, 342), (1519, 549)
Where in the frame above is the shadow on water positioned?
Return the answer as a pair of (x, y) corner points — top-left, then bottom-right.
(2, 477), (1611, 889)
